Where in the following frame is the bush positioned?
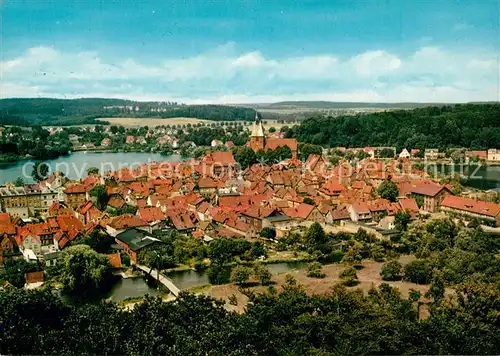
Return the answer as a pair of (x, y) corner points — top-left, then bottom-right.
(340, 267), (357, 279)
(307, 262), (325, 278)
(403, 259), (432, 284)
(260, 227), (276, 239)
(228, 294), (238, 306)
(121, 254), (131, 267)
(340, 266), (359, 286)
(380, 260), (403, 281)
(342, 277), (360, 287)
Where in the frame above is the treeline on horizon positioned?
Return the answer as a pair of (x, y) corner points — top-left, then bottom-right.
(0, 98), (256, 126)
(287, 103), (500, 150)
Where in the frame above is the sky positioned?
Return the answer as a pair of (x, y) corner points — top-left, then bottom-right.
(0, 0), (499, 103)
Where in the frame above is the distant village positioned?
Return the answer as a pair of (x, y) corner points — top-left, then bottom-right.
(1, 116), (500, 279)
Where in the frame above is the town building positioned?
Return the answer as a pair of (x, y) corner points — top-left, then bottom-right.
(114, 228), (162, 263)
(0, 185), (59, 218)
(399, 149), (411, 159)
(441, 195), (500, 226)
(249, 113), (298, 159)
(410, 182), (452, 213)
(424, 149), (439, 160)
(63, 184), (88, 209)
(487, 149), (500, 162)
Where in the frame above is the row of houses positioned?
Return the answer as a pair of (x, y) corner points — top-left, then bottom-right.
(2, 151), (499, 267)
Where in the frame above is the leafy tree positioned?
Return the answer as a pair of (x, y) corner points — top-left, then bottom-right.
(380, 260), (403, 281)
(31, 161), (49, 182)
(87, 167), (99, 175)
(304, 222), (327, 250)
(59, 245), (114, 298)
(0, 259), (39, 288)
(14, 176), (25, 187)
(251, 241), (267, 258)
(254, 264), (272, 285)
(231, 265), (252, 285)
(233, 146), (256, 169)
(259, 227), (276, 239)
(378, 180), (399, 202)
(378, 148), (395, 158)
(395, 210), (411, 231)
(268, 127), (276, 133)
(425, 269), (446, 302)
(303, 197), (315, 205)
(80, 229), (115, 254)
(207, 261), (231, 285)
(89, 184), (109, 210)
(403, 259), (432, 284)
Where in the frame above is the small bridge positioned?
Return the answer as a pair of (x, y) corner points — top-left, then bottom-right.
(136, 264), (181, 297)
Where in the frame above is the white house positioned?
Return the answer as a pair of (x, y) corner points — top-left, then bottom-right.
(211, 139), (223, 147)
(399, 148), (411, 159)
(487, 149), (500, 162)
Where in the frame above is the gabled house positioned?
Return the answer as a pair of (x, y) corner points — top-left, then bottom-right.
(106, 214), (150, 236)
(115, 228), (162, 263)
(410, 182), (452, 213)
(348, 202), (372, 222)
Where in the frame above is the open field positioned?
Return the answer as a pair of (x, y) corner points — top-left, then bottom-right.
(99, 117), (296, 131)
(200, 256), (440, 314)
(100, 117), (218, 127)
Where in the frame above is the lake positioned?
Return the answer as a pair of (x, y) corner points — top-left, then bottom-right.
(0, 152), (182, 185)
(432, 164), (500, 190)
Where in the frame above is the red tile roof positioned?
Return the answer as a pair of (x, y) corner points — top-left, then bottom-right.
(282, 203), (314, 219)
(399, 197), (419, 212)
(57, 214), (84, 232)
(265, 138), (297, 151)
(138, 207), (165, 223)
(64, 184), (87, 194)
(108, 214), (147, 230)
(410, 182), (450, 197)
(441, 196), (500, 218)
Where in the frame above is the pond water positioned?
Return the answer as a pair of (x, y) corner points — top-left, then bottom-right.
(0, 152), (182, 185)
(106, 276), (163, 302)
(432, 164), (500, 190)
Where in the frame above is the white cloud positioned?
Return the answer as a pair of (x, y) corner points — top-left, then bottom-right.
(0, 44), (498, 103)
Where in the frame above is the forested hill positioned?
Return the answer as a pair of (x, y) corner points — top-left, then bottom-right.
(267, 101), (441, 109)
(0, 98), (256, 126)
(287, 103), (500, 149)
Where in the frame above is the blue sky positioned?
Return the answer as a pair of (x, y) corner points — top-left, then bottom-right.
(1, 0), (499, 103)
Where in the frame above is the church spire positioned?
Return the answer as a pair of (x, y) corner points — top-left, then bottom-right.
(251, 111), (264, 137)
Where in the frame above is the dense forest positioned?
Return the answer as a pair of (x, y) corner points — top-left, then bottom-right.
(287, 103), (500, 150)
(0, 98), (256, 126)
(0, 282), (498, 355)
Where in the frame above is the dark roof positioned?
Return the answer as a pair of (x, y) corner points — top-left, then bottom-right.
(115, 228), (161, 251)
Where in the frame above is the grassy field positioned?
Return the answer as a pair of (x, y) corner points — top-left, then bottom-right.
(200, 256), (436, 314)
(99, 117), (295, 131)
(101, 117), (218, 127)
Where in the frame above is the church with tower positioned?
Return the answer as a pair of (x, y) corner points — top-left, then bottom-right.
(249, 112), (298, 159)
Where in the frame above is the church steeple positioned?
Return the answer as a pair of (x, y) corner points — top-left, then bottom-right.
(249, 110), (265, 152)
(251, 111), (264, 137)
